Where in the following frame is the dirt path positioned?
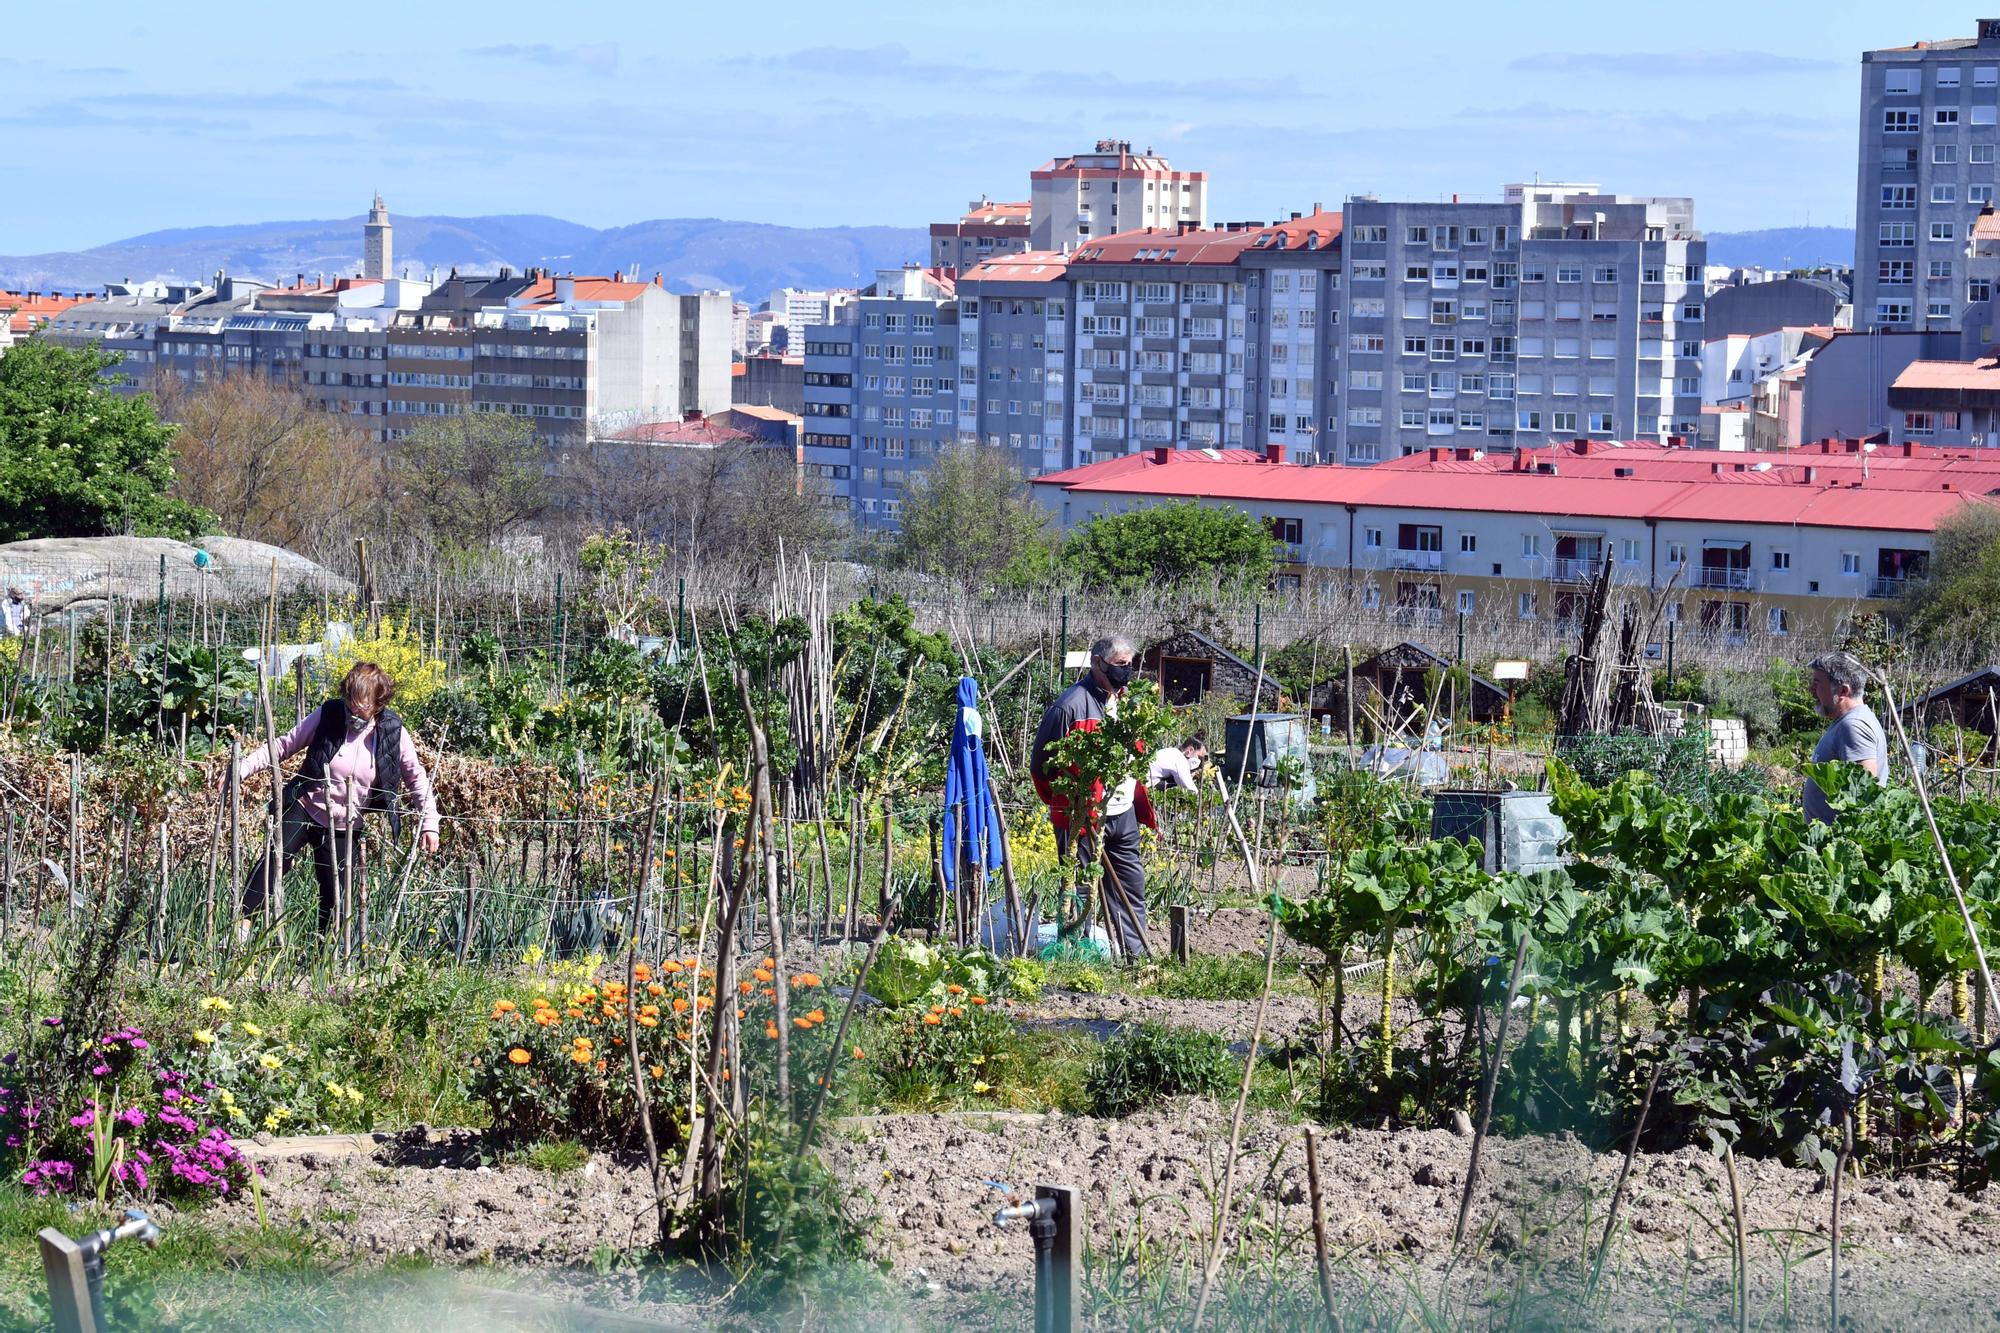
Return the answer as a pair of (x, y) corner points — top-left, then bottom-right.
(211, 1105), (2000, 1329)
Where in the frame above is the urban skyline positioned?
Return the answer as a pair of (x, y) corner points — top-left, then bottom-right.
(0, 3), (1969, 256)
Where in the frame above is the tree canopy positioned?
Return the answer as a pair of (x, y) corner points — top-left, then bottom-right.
(0, 341), (210, 542)
(391, 412), (548, 551)
(886, 444), (1056, 587)
(1060, 499), (1279, 591)
(1901, 503), (2000, 659)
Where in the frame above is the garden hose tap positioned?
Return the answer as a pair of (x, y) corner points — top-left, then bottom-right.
(992, 1196), (1057, 1228)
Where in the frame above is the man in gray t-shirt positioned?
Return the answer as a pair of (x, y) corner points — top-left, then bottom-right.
(1803, 651), (1889, 824)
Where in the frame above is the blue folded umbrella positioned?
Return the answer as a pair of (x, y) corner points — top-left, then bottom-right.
(941, 676), (1004, 896)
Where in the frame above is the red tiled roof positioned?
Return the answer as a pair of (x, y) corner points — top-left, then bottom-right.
(1892, 358), (2000, 391)
(1972, 207), (2000, 241)
(958, 251), (1071, 283)
(1, 290), (88, 333)
(958, 201), (1029, 224)
(610, 417), (758, 446)
(1070, 209), (1341, 266)
(1031, 441), (2000, 534)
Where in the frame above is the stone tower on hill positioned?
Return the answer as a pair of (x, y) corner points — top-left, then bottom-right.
(364, 193), (392, 280)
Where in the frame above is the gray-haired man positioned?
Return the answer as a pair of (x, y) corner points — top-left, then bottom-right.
(1031, 635), (1155, 956)
(1803, 651), (1889, 824)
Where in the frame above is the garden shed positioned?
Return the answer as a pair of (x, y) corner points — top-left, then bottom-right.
(1139, 628), (1283, 709)
(1908, 665), (2000, 736)
(1308, 641), (1509, 728)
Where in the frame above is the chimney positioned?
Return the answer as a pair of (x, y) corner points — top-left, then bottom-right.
(1711, 462), (1723, 474)
(1265, 443), (1286, 464)
(1804, 466), (1818, 484)
(1943, 481), (1956, 491)
(1571, 438), (1592, 455)
(1312, 201), (1322, 214)
(1454, 446), (1477, 461)
(1151, 446), (1169, 464)
(1667, 434), (1686, 448)
(1903, 441), (1920, 457)
(1429, 446), (1447, 462)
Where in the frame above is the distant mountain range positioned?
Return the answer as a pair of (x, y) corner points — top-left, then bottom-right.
(0, 214), (932, 302)
(1702, 226), (1854, 272)
(0, 214), (1856, 300)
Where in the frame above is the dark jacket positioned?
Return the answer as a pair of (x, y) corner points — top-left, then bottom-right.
(293, 696), (406, 837)
(1031, 676), (1155, 832)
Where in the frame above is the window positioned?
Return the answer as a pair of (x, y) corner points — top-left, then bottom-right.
(1363, 526), (1383, 550)
(1620, 538), (1641, 564)
(1403, 335), (1428, 356)
(1881, 222), (1915, 247)
(1770, 550), (1791, 572)
(1933, 183), (1958, 204)
(1975, 144), (1997, 165)
(1666, 542), (1687, 566)
(1974, 278), (1993, 303)
(1517, 409), (1542, 430)
(1905, 410), (1936, 436)
(1405, 226), (1430, 244)
(1593, 265), (1618, 283)
(1883, 185), (1917, 210)
(1877, 298), (1912, 323)
(1979, 65), (2000, 87)
(1885, 68), (1920, 95)
(1977, 186), (1997, 205)
(1841, 551), (1861, 576)
(1981, 105), (2000, 126)
(1933, 222), (1957, 242)
(1879, 260), (1914, 284)
(1460, 532), (1477, 553)
(1939, 66), (1963, 89)
(1521, 533), (1541, 558)
(1937, 107), (1961, 126)
(1361, 584), (1381, 609)
(1456, 590), (1476, 614)
(1768, 607), (1789, 637)
(1557, 265), (1583, 284)
(1936, 143), (1960, 165)
(1931, 260), (1955, 280)
(1552, 410), (1578, 431)
(1517, 591), (1538, 620)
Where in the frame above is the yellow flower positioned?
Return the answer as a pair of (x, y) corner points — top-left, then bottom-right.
(192, 1029), (216, 1045)
(323, 1081), (346, 1098)
(241, 1022), (263, 1038)
(199, 996), (232, 1013)
(218, 1089), (237, 1104)
(974, 1080), (991, 1094)
(259, 1053), (282, 1070)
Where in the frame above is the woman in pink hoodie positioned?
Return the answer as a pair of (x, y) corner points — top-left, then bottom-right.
(234, 661), (440, 933)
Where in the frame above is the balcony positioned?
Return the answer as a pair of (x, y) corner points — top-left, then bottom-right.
(1389, 548), (1443, 570)
(1868, 576), (1907, 599)
(1693, 566), (1754, 591)
(1549, 557), (1604, 582)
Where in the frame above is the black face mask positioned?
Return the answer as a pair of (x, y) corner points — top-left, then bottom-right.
(1101, 661), (1134, 689)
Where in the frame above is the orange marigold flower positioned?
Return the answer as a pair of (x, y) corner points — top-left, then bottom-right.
(530, 996), (552, 1008)
(533, 1011), (558, 1027)
(650, 1064), (665, 1079)
(807, 1008), (827, 1024)
(570, 1049), (591, 1064)
(738, 980), (754, 996)
(852, 1047), (865, 1060)
(640, 1004), (659, 1017)
(565, 1008), (585, 1019)
(662, 961), (684, 975)
(493, 999), (518, 1014)
(922, 1013), (943, 1026)
(633, 964), (652, 981)
(647, 983), (665, 996)
(639, 1016), (659, 1028)
(947, 984), (965, 996)
(794, 1017), (812, 1029)
(507, 1048), (532, 1065)
(762, 956), (775, 969)
(596, 1059), (607, 1072)
(971, 996), (988, 1006)
(753, 968), (773, 984)
(672, 998), (689, 1014)
(766, 1021), (780, 1039)
(949, 1006), (963, 1017)
(929, 1005), (945, 1015)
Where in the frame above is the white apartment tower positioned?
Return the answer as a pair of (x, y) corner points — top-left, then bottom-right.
(1030, 140), (1207, 252)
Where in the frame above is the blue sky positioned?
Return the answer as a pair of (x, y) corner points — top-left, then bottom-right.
(0, 1), (1982, 252)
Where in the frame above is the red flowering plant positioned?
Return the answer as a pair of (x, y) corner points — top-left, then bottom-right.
(1041, 679), (1172, 929)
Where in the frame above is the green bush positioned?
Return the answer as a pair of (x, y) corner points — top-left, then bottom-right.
(1084, 1021), (1238, 1117)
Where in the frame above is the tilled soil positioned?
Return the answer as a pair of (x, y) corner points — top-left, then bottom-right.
(213, 1105), (2000, 1329)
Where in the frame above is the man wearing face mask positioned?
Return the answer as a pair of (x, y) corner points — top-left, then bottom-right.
(1032, 635), (1156, 956)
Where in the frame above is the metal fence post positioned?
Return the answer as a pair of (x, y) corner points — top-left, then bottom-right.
(1170, 904), (1190, 965)
(1040, 1183), (1081, 1333)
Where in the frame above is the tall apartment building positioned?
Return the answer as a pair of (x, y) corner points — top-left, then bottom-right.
(801, 267), (961, 528)
(770, 287), (857, 352)
(929, 198), (1031, 274)
(1030, 141), (1207, 251)
(1855, 21), (2000, 331)
(1338, 185), (1705, 462)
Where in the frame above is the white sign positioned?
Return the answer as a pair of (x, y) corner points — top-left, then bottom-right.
(1491, 659), (1530, 682)
(1063, 650), (1092, 670)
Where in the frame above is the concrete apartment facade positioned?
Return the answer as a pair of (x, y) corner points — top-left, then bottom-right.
(1339, 185), (1706, 464)
(1030, 141), (1207, 251)
(929, 199), (1031, 273)
(1855, 21), (2000, 331)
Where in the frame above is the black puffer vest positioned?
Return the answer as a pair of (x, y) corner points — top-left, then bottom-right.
(292, 696), (406, 838)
